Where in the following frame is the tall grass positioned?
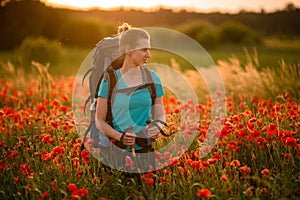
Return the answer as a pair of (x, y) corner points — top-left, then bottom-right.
(172, 48), (300, 102)
(0, 57), (299, 199)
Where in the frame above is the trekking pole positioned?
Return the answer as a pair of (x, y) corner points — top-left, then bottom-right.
(124, 126), (135, 157)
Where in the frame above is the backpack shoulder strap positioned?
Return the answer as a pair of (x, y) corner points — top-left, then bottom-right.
(141, 66), (156, 105)
(106, 67), (118, 126)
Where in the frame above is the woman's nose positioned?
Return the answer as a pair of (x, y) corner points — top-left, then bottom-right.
(146, 50), (151, 58)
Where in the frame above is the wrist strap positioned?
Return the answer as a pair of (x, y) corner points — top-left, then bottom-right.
(119, 133), (126, 144)
(147, 119), (172, 137)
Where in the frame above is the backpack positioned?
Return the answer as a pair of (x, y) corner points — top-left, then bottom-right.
(80, 34), (157, 150)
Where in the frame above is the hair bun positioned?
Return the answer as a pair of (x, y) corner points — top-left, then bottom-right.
(118, 23), (131, 34)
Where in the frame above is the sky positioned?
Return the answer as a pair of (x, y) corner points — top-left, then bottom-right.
(43, 0), (300, 13)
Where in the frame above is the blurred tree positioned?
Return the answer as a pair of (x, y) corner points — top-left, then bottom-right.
(16, 36), (63, 69)
(0, 0), (56, 49)
(58, 18), (115, 47)
(218, 21), (262, 44)
(0, 0), (299, 50)
(284, 3), (297, 12)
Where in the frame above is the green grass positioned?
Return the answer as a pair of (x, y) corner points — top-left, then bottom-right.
(0, 46), (91, 77)
(208, 37), (300, 69)
(0, 37), (299, 76)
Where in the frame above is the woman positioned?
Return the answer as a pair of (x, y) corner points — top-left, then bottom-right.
(95, 23), (165, 173)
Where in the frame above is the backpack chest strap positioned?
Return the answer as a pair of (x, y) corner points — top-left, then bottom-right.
(116, 83), (154, 96)
(113, 66), (156, 105)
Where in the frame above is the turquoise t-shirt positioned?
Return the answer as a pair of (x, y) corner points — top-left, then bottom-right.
(98, 68), (164, 149)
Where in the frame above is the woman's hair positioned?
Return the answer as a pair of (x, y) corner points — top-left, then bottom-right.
(118, 23), (131, 34)
(118, 23), (150, 53)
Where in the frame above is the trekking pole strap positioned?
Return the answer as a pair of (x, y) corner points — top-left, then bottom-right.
(146, 119), (172, 137)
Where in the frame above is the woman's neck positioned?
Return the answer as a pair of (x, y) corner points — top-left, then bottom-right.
(120, 66), (140, 77)
(120, 59), (139, 75)
(120, 62), (142, 86)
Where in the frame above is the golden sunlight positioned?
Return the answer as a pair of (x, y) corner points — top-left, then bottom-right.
(44, 0), (300, 13)
(44, 0), (170, 10)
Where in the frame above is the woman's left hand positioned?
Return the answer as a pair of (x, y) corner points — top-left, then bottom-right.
(146, 125), (160, 141)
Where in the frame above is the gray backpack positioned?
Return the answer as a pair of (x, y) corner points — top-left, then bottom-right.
(81, 35), (156, 150)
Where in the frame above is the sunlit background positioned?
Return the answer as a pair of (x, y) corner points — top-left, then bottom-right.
(43, 0), (300, 13)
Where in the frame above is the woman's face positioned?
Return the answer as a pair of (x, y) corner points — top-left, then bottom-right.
(128, 38), (151, 66)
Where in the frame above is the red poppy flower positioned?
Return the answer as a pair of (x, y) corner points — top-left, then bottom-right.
(14, 177), (20, 184)
(251, 129), (261, 138)
(60, 94), (69, 102)
(255, 137), (267, 148)
(40, 191), (48, 199)
(260, 187), (268, 195)
(42, 153), (53, 161)
(78, 188), (88, 199)
(207, 158), (217, 165)
(147, 178), (155, 187)
(159, 177), (169, 183)
(202, 160), (209, 167)
(72, 157), (80, 170)
(246, 122), (254, 131)
(77, 170), (83, 178)
(297, 144), (300, 152)
(52, 146), (64, 155)
(177, 166), (186, 175)
(261, 169), (270, 178)
(125, 155), (135, 169)
(284, 153), (291, 159)
(9, 151), (18, 159)
(155, 152), (163, 160)
(51, 181), (58, 191)
(213, 152), (222, 160)
(59, 106), (68, 112)
(197, 189), (211, 198)
(164, 169), (171, 175)
(68, 183), (78, 193)
(37, 105), (47, 114)
(237, 129), (248, 138)
(168, 96), (178, 104)
(220, 174), (228, 182)
(19, 135), (27, 141)
(61, 166), (68, 174)
(230, 160), (241, 167)
(239, 165), (251, 175)
(80, 149), (90, 163)
(20, 163), (32, 175)
(50, 121), (59, 128)
(268, 123), (277, 134)
(284, 137), (297, 147)
(191, 161), (201, 171)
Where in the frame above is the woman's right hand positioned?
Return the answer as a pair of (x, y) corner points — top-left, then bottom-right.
(120, 132), (137, 146)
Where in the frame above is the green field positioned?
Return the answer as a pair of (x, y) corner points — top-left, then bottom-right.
(209, 38), (300, 69)
(0, 37), (299, 77)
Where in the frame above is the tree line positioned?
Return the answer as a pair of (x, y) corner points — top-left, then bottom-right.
(0, 0), (300, 50)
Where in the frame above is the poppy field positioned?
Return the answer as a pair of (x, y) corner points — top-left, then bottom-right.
(0, 61), (299, 200)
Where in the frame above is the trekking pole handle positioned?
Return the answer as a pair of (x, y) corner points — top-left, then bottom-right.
(124, 126), (136, 157)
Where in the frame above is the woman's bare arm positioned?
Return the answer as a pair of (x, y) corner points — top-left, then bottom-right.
(147, 96), (166, 140)
(95, 96), (136, 145)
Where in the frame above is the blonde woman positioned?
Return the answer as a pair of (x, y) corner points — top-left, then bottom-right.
(95, 23), (165, 186)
